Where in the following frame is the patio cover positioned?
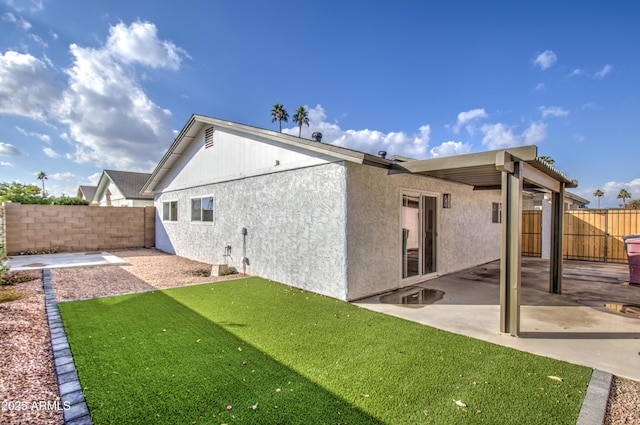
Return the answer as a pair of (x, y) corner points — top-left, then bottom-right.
(391, 145), (577, 336)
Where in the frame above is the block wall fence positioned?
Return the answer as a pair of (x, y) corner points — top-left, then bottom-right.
(0, 203), (155, 255)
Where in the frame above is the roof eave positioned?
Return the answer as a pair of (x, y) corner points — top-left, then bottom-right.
(141, 114), (393, 194)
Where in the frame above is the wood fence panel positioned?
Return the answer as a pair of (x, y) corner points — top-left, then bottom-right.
(522, 210), (542, 257)
(606, 209), (640, 263)
(563, 210), (607, 261)
(523, 209), (639, 263)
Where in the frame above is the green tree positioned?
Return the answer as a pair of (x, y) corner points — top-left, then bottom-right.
(292, 105), (309, 138)
(626, 199), (640, 210)
(0, 182), (50, 204)
(37, 171), (48, 197)
(270, 103), (289, 132)
(617, 188), (631, 208)
(593, 189), (604, 209)
(538, 155), (555, 165)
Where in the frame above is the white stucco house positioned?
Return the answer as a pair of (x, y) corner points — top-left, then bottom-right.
(141, 114), (575, 303)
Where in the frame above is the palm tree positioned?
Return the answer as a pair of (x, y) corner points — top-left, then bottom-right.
(37, 171), (47, 197)
(538, 155), (555, 165)
(593, 189), (604, 209)
(617, 188), (631, 208)
(292, 106), (309, 138)
(270, 103), (289, 132)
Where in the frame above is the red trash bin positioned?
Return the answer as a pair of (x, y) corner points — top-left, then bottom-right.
(627, 238), (640, 284)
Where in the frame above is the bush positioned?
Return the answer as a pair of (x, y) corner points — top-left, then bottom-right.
(1, 271), (38, 286)
(0, 286), (26, 303)
(52, 196), (89, 205)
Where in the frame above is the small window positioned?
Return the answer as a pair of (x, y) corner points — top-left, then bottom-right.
(492, 202), (501, 223)
(191, 196), (214, 222)
(163, 201), (178, 221)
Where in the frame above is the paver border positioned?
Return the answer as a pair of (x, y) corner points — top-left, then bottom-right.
(43, 268), (93, 425)
(576, 369), (612, 425)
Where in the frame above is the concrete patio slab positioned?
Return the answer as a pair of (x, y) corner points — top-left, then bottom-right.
(6, 252), (126, 271)
(355, 258), (640, 381)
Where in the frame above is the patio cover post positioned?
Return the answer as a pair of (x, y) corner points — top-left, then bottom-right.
(549, 184), (565, 294)
(499, 160), (523, 336)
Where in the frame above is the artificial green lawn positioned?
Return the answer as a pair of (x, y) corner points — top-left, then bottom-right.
(59, 277), (591, 424)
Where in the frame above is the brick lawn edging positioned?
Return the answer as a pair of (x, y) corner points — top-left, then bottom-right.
(43, 269), (93, 425)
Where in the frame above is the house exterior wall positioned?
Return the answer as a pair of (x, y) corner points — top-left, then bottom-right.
(155, 163), (350, 300)
(345, 163), (502, 300)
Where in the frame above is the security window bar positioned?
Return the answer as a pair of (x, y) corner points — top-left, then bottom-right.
(205, 126), (214, 148)
(191, 196), (214, 222)
(163, 201), (178, 221)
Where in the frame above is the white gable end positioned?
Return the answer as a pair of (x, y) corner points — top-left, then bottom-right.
(157, 126), (339, 192)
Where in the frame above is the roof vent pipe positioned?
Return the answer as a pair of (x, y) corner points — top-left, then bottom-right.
(312, 132), (322, 142)
(378, 150), (387, 159)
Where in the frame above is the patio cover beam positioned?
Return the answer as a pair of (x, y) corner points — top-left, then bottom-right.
(500, 161), (523, 336)
(550, 186), (565, 294)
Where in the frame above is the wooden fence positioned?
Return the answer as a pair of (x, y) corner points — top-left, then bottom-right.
(522, 209), (640, 263)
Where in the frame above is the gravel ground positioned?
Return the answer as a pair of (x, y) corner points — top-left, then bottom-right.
(1, 248), (638, 424)
(0, 277), (63, 425)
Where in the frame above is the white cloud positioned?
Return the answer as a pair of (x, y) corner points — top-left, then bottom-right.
(4, 0), (43, 13)
(17, 126), (51, 143)
(0, 142), (21, 156)
(568, 69), (582, 77)
(49, 171), (75, 180)
(452, 108), (487, 134)
(1, 20), (187, 171)
(2, 12), (31, 30)
(0, 51), (58, 119)
(572, 133), (586, 143)
(534, 82), (546, 91)
(534, 50), (557, 70)
(595, 64), (613, 79)
(282, 104), (431, 159)
(28, 33), (47, 48)
(106, 21), (188, 70)
(539, 106), (570, 118)
(430, 141), (472, 158)
(0, 161), (13, 167)
(480, 122), (547, 150)
(51, 21), (188, 170)
(42, 146), (60, 158)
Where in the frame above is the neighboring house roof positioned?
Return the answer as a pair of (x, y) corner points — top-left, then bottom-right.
(77, 185), (97, 201)
(92, 170), (154, 204)
(141, 114), (392, 194)
(565, 191), (590, 206)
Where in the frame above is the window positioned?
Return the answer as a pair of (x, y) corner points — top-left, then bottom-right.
(492, 202), (501, 223)
(191, 196), (214, 222)
(163, 201), (178, 221)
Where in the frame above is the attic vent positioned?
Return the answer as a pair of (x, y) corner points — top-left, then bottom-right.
(205, 126), (215, 148)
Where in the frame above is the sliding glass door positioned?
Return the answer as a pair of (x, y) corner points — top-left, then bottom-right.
(401, 192), (437, 280)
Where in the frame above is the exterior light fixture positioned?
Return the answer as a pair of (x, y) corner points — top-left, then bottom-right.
(443, 193), (451, 209)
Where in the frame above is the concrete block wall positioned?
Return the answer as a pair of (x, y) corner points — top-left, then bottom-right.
(2, 203), (155, 255)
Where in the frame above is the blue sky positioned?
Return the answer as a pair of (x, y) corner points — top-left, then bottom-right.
(0, 0), (638, 208)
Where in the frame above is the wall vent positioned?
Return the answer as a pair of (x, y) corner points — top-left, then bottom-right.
(205, 126), (215, 148)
